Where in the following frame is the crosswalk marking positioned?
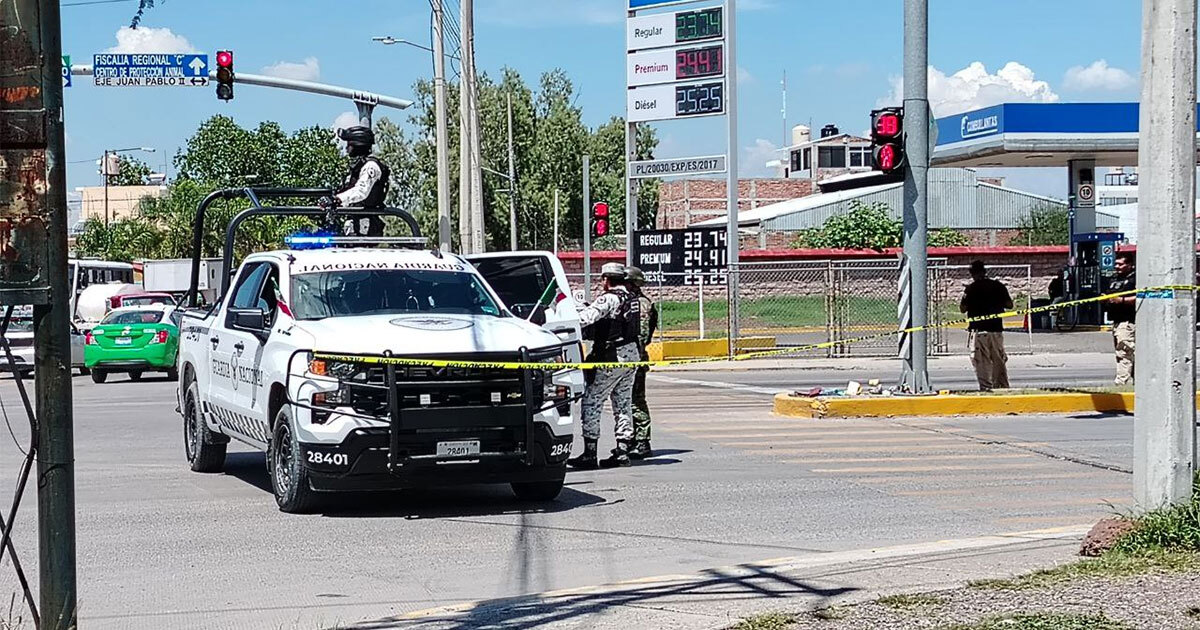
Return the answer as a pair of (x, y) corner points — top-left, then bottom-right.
(809, 462), (1052, 474)
(794, 453), (1032, 464)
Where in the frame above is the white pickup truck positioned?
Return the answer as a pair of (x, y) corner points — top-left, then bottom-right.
(176, 240), (585, 513)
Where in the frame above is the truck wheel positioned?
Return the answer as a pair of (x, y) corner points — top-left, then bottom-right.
(269, 407), (320, 514)
(183, 381), (226, 473)
(90, 370), (107, 384)
(511, 473), (566, 502)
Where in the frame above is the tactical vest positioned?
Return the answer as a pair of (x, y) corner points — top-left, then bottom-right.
(592, 287), (641, 358)
(338, 156), (391, 208)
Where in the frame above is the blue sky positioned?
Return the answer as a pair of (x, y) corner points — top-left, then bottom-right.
(61, 0), (1145, 197)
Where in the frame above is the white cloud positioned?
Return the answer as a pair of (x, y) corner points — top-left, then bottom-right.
(105, 26), (198, 54)
(737, 66), (755, 85)
(741, 139), (784, 177)
(261, 57), (321, 82)
(1063, 60), (1136, 92)
(880, 61), (1059, 117)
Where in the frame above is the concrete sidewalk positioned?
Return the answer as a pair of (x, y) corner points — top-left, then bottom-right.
(372, 526), (1090, 630)
(656, 351), (1112, 373)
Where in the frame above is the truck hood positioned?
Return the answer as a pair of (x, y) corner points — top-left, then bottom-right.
(291, 313), (561, 356)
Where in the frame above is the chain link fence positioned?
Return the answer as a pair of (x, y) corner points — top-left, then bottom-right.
(564, 260), (1033, 358)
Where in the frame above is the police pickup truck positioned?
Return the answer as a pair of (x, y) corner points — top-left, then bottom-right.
(176, 190), (583, 512)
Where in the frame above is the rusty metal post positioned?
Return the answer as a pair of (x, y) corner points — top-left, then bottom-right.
(1, 0), (77, 627)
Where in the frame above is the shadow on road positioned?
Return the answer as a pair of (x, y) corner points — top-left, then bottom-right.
(335, 563), (857, 630)
(220, 451), (609, 519)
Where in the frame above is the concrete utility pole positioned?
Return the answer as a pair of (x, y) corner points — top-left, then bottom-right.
(507, 92), (518, 251)
(432, 0), (453, 251)
(1135, 0), (1197, 507)
(460, 0), (486, 253)
(458, 0), (475, 253)
(899, 0), (931, 392)
(725, 0), (741, 354)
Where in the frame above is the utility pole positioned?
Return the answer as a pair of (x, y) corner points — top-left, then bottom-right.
(507, 92), (518, 251)
(1135, 0), (1196, 507)
(725, 0), (741, 355)
(1, 0), (77, 626)
(553, 189), (560, 256)
(103, 150), (110, 226)
(460, 0), (485, 253)
(432, 0), (452, 252)
(899, 0), (931, 392)
(457, 0), (474, 253)
(781, 70), (788, 149)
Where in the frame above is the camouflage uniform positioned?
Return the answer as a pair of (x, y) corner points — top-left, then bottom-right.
(631, 291), (657, 443)
(578, 286), (641, 444)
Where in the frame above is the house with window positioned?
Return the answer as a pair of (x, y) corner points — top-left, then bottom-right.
(783, 124), (874, 182)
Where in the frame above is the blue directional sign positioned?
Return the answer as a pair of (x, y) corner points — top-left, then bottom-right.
(92, 53), (210, 88)
(62, 55), (71, 88)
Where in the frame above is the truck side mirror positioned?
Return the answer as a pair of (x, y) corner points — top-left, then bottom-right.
(229, 308), (266, 332)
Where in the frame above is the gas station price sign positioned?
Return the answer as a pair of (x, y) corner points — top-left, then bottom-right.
(633, 227), (728, 286)
(675, 81), (724, 117)
(676, 7), (723, 43)
(676, 44), (723, 79)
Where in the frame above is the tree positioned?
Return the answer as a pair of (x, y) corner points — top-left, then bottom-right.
(928, 228), (972, 248)
(1013, 203), (1069, 246)
(792, 201), (902, 250)
(108, 156), (153, 186)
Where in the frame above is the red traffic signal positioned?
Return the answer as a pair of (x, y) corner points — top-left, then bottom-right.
(215, 50), (234, 101)
(591, 202), (609, 238)
(869, 107), (905, 174)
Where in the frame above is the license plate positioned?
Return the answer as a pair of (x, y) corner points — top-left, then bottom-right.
(436, 440), (480, 457)
(114, 337), (132, 346)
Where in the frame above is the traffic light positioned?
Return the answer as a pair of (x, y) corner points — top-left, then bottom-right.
(591, 202), (609, 239)
(870, 107), (905, 174)
(215, 50), (234, 101)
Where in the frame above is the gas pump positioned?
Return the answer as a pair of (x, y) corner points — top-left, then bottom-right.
(1070, 232), (1124, 326)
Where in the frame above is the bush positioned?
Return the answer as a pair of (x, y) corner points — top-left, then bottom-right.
(1013, 203), (1070, 246)
(1112, 473), (1200, 554)
(790, 201), (901, 251)
(929, 228), (972, 248)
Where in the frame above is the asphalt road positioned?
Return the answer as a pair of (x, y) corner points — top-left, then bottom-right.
(0, 358), (1137, 629)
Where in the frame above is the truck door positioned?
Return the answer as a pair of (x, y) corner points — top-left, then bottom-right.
(466, 253), (585, 414)
(210, 261), (273, 446)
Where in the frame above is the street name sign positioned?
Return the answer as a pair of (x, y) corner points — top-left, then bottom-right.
(92, 53), (210, 87)
(633, 227), (729, 286)
(629, 155), (726, 179)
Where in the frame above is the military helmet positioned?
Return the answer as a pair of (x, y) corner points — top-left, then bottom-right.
(337, 125), (375, 147)
(625, 266), (646, 286)
(600, 262), (626, 279)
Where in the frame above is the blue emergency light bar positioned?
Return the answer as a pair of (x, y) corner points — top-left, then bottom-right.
(284, 231), (336, 250)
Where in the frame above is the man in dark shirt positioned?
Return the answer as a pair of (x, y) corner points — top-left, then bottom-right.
(1105, 253), (1136, 385)
(960, 261), (1014, 390)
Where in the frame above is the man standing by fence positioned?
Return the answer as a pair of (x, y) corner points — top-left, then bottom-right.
(625, 267), (658, 460)
(960, 261), (1014, 391)
(1105, 253), (1137, 386)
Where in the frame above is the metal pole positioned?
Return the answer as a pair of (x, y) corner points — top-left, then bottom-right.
(36, 0), (77, 624)
(725, 0), (740, 358)
(103, 150), (110, 226)
(583, 155), (592, 303)
(626, 122), (638, 266)
(507, 92), (518, 251)
(698, 275), (705, 340)
(1135, 0), (1196, 507)
(553, 189), (560, 256)
(899, 0), (930, 392)
(432, 0), (452, 252)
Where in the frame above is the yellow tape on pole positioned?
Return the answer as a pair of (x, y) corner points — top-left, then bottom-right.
(310, 285), (1197, 371)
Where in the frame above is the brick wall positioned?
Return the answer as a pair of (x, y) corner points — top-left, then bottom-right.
(656, 178), (815, 229)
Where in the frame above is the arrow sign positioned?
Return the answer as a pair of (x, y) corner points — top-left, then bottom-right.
(187, 56), (206, 75)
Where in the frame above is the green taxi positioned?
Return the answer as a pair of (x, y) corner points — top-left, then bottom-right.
(84, 306), (181, 383)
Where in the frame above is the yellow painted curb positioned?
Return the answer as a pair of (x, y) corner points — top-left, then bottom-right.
(650, 336), (777, 360)
(773, 391), (1150, 418)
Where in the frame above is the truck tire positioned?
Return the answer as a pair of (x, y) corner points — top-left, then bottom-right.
(90, 370), (107, 384)
(183, 381), (226, 473)
(269, 407), (320, 514)
(511, 473), (566, 502)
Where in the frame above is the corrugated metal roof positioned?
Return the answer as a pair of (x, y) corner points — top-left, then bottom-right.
(692, 168), (1110, 231)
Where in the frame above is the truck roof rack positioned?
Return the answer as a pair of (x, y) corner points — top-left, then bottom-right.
(186, 187), (424, 307)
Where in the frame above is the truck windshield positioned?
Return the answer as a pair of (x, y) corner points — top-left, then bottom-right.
(291, 270), (504, 320)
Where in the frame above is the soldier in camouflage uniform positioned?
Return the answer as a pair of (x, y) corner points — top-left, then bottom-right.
(568, 263), (642, 470)
(625, 267), (658, 460)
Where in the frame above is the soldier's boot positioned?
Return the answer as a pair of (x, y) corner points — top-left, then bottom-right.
(628, 440), (652, 460)
(599, 442), (632, 468)
(567, 439), (599, 470)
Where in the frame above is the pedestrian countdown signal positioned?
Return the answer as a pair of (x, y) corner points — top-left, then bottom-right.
(591, 202), (609, 239)
(870, 107), (904, 174)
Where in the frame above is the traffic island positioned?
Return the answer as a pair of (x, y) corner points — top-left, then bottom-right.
(773, 389), (1152, 418)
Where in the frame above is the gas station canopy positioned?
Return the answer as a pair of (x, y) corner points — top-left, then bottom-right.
(931, 102), (1200, 168)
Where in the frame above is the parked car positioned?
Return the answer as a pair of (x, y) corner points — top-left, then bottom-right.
(108, 292), (176, 311)
(84, 305), (180, 383)
(0, 316), (34, 377)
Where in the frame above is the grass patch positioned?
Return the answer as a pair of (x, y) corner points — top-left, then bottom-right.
(970, 550), (1199, 591)
(941, 612), (1132, 630)
(730, 611), (796, 630)
(811, 606), (849, 621)
(1111, 474), (1200, 555)
(877, 593), (946, 611)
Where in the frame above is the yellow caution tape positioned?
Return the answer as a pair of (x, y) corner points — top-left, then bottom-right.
(311, 284), (1197, 371)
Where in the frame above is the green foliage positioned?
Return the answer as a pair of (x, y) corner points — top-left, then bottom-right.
(1013, 203), (1070, 246)
(928, 228), (972, 248)
(876, 593), (945, 611)
(108, 156), (153, 186)
(730, 612), (797, 630)
(791, 201), (901, 250)
(943, 612), (1132, 630)
(969, 550), (1198, 591)
(1111, 473), (1200, 555)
